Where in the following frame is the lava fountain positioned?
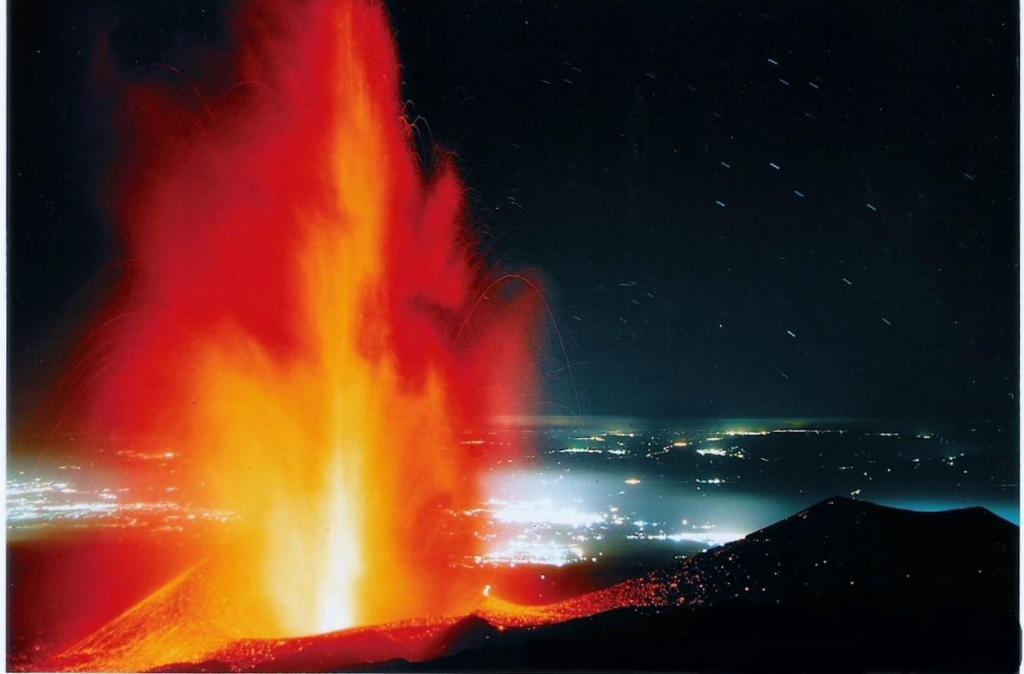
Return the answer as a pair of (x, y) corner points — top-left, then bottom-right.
(44, 0), (539, 664)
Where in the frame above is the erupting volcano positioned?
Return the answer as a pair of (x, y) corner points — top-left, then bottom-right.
(33, 0), (545, 668)
(11, 1), (1020, 672)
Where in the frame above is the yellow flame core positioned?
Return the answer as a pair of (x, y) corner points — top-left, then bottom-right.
(181, 8), (454, 637)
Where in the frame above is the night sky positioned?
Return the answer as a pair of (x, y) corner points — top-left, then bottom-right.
(9, 0), (1019, 423)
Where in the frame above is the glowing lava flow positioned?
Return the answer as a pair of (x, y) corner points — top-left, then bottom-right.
(42, 0), (539, 667)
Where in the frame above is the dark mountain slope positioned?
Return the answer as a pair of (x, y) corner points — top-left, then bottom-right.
(391, 498), (1020, 672)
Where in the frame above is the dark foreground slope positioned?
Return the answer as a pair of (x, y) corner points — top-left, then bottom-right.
(157, 498), (1019, 672)
(387, 498), (1019, 672)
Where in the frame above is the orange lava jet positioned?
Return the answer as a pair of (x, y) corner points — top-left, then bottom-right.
(43, 0), (540, 667)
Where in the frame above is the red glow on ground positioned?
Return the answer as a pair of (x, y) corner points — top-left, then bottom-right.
(43, 558), (677, 672)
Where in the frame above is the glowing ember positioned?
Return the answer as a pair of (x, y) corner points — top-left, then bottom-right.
(39, 0), (540, 667)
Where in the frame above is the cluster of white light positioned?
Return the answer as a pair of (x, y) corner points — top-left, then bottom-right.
(474, 539), (587, 567)
(487, 498), (606, 528)
(7, 477), (238, 530)
(558, 447), (603, 454)
(627, 530), (743, 547)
